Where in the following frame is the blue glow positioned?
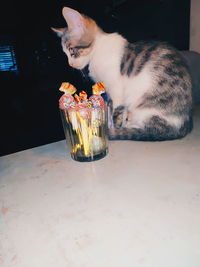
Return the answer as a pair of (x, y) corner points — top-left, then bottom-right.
(0, 45), (18, 73)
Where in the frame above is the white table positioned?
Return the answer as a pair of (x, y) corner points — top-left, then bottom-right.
(0, 107), (200, 267)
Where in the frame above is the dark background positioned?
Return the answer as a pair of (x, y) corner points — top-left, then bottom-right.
(0, 0), (191, 156)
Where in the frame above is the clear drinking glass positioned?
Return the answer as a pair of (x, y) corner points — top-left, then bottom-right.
(60, 104), (108, 162)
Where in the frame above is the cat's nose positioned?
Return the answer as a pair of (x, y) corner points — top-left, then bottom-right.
(69, 62), (74, 67)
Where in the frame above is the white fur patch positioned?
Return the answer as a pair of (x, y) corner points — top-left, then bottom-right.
(123, 70), (153, 107)
(89, 33), (156, 111)
(89, 33), (127, 107)
(164, 114), (183, 128)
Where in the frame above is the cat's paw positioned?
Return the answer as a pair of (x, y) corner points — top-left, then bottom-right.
(113, 105), (125, 128)
(108, 128), (117, 140)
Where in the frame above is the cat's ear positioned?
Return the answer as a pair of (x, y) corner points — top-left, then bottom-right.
(62, 7), (85, 37)
(51, 27), (66, 37)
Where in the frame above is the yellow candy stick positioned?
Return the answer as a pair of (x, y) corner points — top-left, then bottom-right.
(76, 111), (93, 157)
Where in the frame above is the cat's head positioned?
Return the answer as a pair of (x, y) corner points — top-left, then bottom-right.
(52, 7), (101, 70)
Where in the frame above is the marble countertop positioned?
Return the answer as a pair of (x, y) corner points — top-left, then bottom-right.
(0, 107), (200, 267)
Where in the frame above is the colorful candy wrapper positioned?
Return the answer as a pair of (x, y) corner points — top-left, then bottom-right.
(92, 82), (106, 95)
(89, 94), (104, 108)
(59, 95), (76, 110)
(59, 82), (76, 95)
(89, 82), (106, 126)
(74, 92), (90, 120)
(77, 103), (90, 119)
(59, 82), (76, 110)
(87, 100), (92, 108)
(74, 93), (81, 103)
(89, 82), (105, 108)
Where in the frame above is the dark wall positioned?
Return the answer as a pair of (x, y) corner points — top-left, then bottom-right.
(0, 0), (191, 156)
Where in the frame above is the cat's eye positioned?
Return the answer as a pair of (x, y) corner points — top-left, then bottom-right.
(67, 44), (91, 58)
(68, 47), (77, 57)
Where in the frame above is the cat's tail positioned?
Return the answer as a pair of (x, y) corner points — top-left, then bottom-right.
(109, 115), (193, 141)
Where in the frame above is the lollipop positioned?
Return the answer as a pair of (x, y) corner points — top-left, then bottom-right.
(59, 95), (76, 109)
(59, 82), (76, 110)
(89, 82), (106, 108)
(73, 93), (89, 119)
(89, 82), (106, 127)
(79, 91), (92, 112)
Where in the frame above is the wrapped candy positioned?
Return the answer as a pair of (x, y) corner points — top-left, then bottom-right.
(59, 95), (76, 110)
(73, 93), (90, 119)
(89, 82), (106, 108)
(92, 82), (106, 95)
(59, 82), (76, 110)
(89, 82), (106, 127)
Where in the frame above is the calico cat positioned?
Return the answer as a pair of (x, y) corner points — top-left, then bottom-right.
(52, 7), (193, 141)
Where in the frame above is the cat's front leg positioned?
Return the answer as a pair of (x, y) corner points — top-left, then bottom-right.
(113, 105), (128, 128)
(107, 100), (127, 129)
(112, 106), (139, 129)
(107, 90), (125, 128)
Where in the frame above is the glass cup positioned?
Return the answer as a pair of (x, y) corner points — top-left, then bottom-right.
(60, 104), (108, 162)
